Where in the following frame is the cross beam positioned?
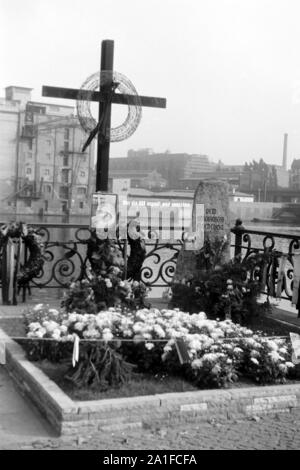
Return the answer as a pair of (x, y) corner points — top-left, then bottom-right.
(42, 86), (166, 109)
(42, 39), (166, 192)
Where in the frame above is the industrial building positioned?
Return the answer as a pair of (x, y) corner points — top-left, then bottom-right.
(0, 86), (95, 219)
(109, 149), (216, 189)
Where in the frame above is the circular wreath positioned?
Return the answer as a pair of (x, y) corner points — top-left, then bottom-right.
(0, 222), (44, 288)
(76, 70), (142, 142)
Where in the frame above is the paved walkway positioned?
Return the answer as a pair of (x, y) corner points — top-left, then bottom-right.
(270, 307), (300, 329)
(0, 407), (300, 450)
(0, 366), (55, 450)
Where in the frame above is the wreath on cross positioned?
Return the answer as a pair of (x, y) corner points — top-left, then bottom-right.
(0, 222), (45, 289)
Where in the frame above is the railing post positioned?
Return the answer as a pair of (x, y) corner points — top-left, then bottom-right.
(297, 298), (300, 318)
(231, 218), (244, 260)
(1, 239), (9, 305)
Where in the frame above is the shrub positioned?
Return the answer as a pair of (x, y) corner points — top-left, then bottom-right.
(170, 250), (270, 324)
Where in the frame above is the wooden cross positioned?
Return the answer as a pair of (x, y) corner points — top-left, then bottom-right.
(42, 39), (167, 192)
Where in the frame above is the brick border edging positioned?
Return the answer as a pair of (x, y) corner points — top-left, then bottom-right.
(1, 326), (300, 436)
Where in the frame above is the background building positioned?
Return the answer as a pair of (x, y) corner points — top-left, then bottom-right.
(110, 150), (216, 189)
(0, 86), (95, 219)
(290, 159), (300, 190)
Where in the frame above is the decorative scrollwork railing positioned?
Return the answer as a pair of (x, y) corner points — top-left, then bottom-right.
(140, 240), (182, 287)
(1, 220), (300, 316)
(231, 221), (300, 315)
(0, 222), (183, 303)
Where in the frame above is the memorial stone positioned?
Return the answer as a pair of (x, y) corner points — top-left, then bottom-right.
(174, 180), (231, 282)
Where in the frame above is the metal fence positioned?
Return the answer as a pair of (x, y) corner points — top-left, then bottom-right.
(0, 223), (183, 304)
(1, 220), (300, 316)
(231, 222), (300, 316)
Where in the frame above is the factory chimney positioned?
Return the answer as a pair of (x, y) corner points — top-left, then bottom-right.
(282, 133), (288, 170)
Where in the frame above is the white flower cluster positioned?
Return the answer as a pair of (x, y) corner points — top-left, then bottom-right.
(243, 335), (294, 373)
(25, 304), (294, 380)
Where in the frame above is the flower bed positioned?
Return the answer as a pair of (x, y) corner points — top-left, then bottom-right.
(17, 304), (298, 392)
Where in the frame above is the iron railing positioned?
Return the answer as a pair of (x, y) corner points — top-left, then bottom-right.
(1, 220), (300, 316)
(231, 221), (300, 316)
(0, 222), (183, 304)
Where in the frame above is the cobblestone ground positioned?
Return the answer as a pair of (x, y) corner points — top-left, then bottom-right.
(2, 410), (300, 450)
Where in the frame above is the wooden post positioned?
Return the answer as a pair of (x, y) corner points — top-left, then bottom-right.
(96, 39), (114, 192)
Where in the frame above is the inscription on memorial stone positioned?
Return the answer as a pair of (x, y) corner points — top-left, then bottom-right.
(174, 180), (231, 281)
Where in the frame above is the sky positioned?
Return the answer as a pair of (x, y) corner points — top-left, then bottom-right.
(1, 0), (300, 167)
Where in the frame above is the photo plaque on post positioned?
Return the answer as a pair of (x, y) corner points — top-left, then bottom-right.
(91, 192), (118, 239)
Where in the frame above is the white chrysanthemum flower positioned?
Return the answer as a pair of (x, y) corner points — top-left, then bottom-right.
(29, 322), (42, 331)
(269, 351), (284, 362)
(44, 320), (59, 333)
(35, 327), (46, 338)
(163, 343), (173, 353)
(188, 338), (202, 351)
(279, 347), (288, 354)
(61, 334), (75, 342)
(74, 321), (85, 332)
(202, 353), (218, 362)
(250, 357), (259, 365)
(285, 362), (295, 368)
(52, 329), (61, 340)
(27, 331), (37, 338)
(250, 350), (260, 358)
(266, 340), (279, 351)
(83, 328), (101, 339)
(48, 309), (59, 316)
(211, 330), (224, 340)
(142, 332), (152, 340)
(33, 304), (44, 311)
(243, 338), (257, 347)
(68, 313), (78, 323)
(102, 328), (113, 342)
(191, 359), (203, 369)
(145, 342), (154, 351)
(122, 328), (133, 337)
(153, 324), (166, 338)
(133, 322), (144, 333)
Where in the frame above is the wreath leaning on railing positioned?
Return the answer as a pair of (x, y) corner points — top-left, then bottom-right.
(0, 222), (45, 288)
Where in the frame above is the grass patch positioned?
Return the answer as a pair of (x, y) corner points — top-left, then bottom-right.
(35, 360), (197, 400)
(0, 317), (26, 337)
(246, 314), (300, 336)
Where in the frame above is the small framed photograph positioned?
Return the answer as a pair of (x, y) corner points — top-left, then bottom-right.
(91, 193), (118, 237)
